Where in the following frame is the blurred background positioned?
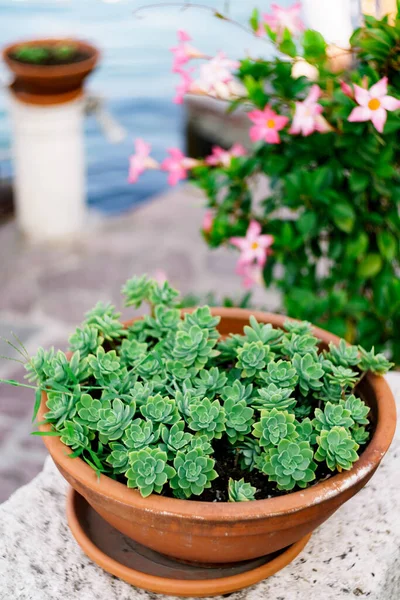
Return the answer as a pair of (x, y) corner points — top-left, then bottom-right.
(0, 0), (289, 214)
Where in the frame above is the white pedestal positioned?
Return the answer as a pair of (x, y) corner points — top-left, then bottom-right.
(9, 94), (86, 243)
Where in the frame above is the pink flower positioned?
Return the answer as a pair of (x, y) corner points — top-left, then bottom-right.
(174, 68), (194, 104)
(161, 148), (200, 186)
(289, 85), (332, 136)
(348, 77), (400, 133)
(194, 52), (242, 99)
(262, 2), (304, 37)
(128, 139), (159, 183)
(340, 80), (354, 99)
(248, 105), (289, 144)
(170, 30), (206, 72)
(205, 143), (247, 167)
(230, 220), (274, 267)
(235, 261), (264, 289)
(202, 210), (213, 233)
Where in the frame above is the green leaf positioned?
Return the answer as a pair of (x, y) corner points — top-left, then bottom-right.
(349, 172), (369, 193)
(377, 231), (397, 261)
(279, 39), (297, 58)
(331, 202), (355, 233)
(32, 388), (42, 422)
(357, 254), (383, 279)
(345, 232), (369, 259)
(302, 29), (327, 60)
(249, 7), (259, 32)
(296, 212), (317, 236)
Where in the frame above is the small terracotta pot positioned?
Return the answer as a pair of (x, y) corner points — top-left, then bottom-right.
(38, 308), (396, 565)
(2, 38), (99, 99)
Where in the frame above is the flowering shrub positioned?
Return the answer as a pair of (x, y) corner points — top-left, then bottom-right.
(3, 275), (392, 500)
(128, 4), (400, 363)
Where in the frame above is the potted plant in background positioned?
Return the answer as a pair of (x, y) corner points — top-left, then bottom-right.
(1, 37), (100, 242)
(3, 38), (99, 99)
(128, 3), (400, 364)
(1, 274), (395, 596)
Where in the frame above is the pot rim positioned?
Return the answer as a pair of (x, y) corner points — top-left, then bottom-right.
(2, 37), (100, 79)
(38, 307), (397, 521)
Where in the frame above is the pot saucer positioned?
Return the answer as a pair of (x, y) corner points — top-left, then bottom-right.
(66, 488), (311, 597)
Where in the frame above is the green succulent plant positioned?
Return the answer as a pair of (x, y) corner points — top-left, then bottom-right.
(228, 478), (257, 502)
(237, 437), (262, 471)
(358, 347), (394, 375)
(221, 380), (253, 405)
(281, 334), (319, 359)
(224, 398), (254, 444)
(253, 408), (297, 447)
(59, 420), (91, 451)
(313, 402), (354, 433)
(107, 442), (130, 473)
(148, 280), (180, 307)
(283, 320), (313, 335)
(326, 340), (360, 368)
(236, 341), (273, 378)
(259, 359), (298, 389)
(292, 352), (324, 395)
(126, 447), (176, 497)
(182, 307), (221, 340)
(315, 427), (360, 471)
(170, 448), (218, 498)
(84, 302), (125, 341)
(25, 347), (55, 383)
(122, 418), (159, 450)
(76, 393), (104, 429)
(97, 398), (136, 442)
(258, 439), (317, 491)
(69, 325), (103, 358)
(88, 347), (124, 386)
(134, 351), (164, 379)
(44, 350), (89, 387)
(144, 305), (181, 338)
(119, 338), (148, 366)
(10, 274), (391, 501)
(188, 397), (226, 439)
(45, 385), (80, 427)
(194, 367), (227, 399)
(351, 424), (370, 445)
(328, 365), (359, 389)
(253, 383), (296, 411)
(140, 394), (179, 425)
(296, 418), (315, 443)
(159, 421), (193, 455)
(189, 433), (213, 454)
(344, 395), (370, 425)
(243, 316), (283, 347)
(122, 275), (153, 308)
(172, 325), (218, 370)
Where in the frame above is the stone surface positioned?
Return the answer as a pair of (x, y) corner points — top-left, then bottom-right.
(0, 185), (279, 501)
(0, 374), (398, 600)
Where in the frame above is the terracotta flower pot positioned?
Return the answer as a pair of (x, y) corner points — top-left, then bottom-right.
(38, 308), (396, 565)
(2, 38), (99, 101)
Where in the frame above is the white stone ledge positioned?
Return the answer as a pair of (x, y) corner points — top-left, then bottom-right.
(0, 373), (399, 600)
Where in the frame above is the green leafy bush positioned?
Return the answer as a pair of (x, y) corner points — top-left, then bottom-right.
(6, 275), (392, 499)
(188, 9), (400, 363)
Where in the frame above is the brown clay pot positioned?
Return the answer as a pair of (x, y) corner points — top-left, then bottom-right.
(2, 38), (99, 100)
(38, 308), (396, 565)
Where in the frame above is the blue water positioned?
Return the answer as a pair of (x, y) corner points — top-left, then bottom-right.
(0, 0), (286, 214)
